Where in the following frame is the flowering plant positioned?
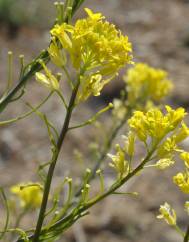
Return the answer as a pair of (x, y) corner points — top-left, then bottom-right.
(0, 1), (188, 242)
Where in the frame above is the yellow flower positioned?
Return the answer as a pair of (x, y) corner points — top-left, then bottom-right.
(180, 152), (189, 169)
(166, 106), (186, 130)
(84, 8), (104, 21)
(155, 158), (175, 170)
(10, 183), (43, 208)
(50, 8), (132, 101)
(173, 172), (189, 193)
(175, 123), (189, 143)
(128, 106), (187, 144)
(128, 108), (168, 141)
(128, 111), (147, 142)
(157, 202), (177, 226)
(157, 137), (177, 158)
(35, 61), (60, 90)
(124, 63), (173, 106)
(77, 74), (110, 102)
(50, 23), (73, 50)
(144, 108), (169, 139)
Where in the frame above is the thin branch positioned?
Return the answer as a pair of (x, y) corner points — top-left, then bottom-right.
(56, 90), (68, 110)
(0, 50), (49, 113)
(32, 76), (81, 242)
(69, 103), (113, 131)
(0, 188), (9, 240)
(62, 66), (74, 90)
(38, 145), (157, 241)
(75, 108), (132, 197)
(0, 92), (53, 126)
(0, 0), (83, 115)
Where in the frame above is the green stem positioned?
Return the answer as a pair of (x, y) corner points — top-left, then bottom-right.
(0, 188), (9, 240)
(56, 90), (68, 110)
(62, 66), (74, 90)
(86, 147), (156, 208)
(184, 225), (189, 242)
(0, 92), (53, 126)
(90, 108), (133, 179)
(32, 79), (80, 242)
(0, 0), (85, 115)
(174, 225), (185, 238)
(0, 50), (49, 114)
(17, 145), (154, 242)
(44, 146), (156, 238)
(68, 103), (113, 130)
(75, 109), (132, 197)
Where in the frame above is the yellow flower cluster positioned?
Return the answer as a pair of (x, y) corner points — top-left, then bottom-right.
(157, 202), (177, 226)
(112, 63), (173, 121)
(128, 106), (186, 142)
(11, 183), (43, 209)
(124, 63), (173, 106)
(50, 8), (133, 102)
(154, 110), (189, 230)
(51, 8), (132, 72)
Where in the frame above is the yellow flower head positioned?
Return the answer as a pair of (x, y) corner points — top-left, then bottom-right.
(175, 123), (189, 143)
(173, 172), (189, 194)
(157, 202), (177, 226)
(10, 183), (43, 208)
(50, 8), (133, 102)
(166, 106), (186, 130)
(128, 108), (168, 141)
(51, 8), (132, 71)
(128, 110), (147, 141)
(128, 106), (187, 143)
(124, 63), (173, 106)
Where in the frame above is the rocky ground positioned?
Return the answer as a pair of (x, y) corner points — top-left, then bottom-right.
(0, 0), (189, 241)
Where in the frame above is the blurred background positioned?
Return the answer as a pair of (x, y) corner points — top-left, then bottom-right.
(0, 0), (189, 241)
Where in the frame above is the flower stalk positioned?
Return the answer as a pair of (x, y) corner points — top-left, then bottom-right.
(32, 77), (81, 242)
